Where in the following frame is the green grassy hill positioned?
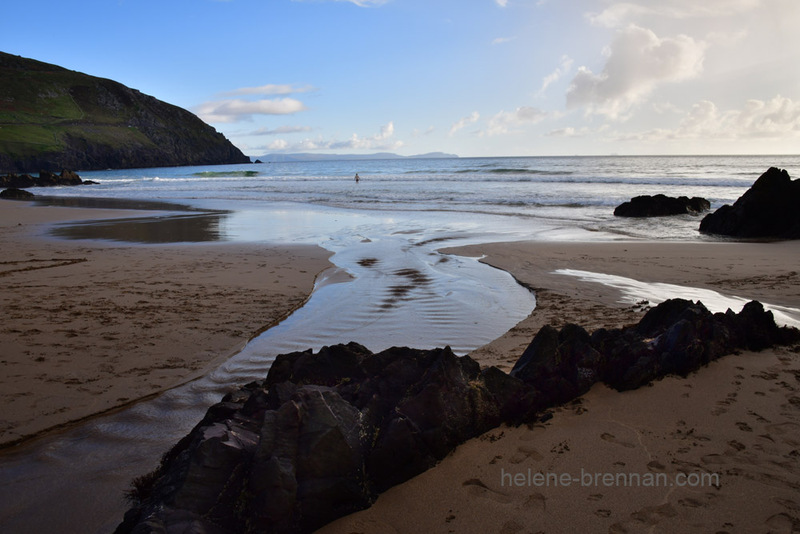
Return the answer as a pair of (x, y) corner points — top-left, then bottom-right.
(0, 52), (250, 172)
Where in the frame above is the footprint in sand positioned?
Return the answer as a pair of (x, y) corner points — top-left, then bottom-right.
(600, 432), (636, 449)
(774, 498), (800, 513)
(523, 492), (546, 512)
(499, 520), (525, 534)
(678, 497), (703, 509)
(594, 509), (612, 518)
(765, 512), (800, 533)
(461, 478), (513, 504)
(736, 422), (753, 432)
(647, 460), (666, 472)
(728, 440), (746, 451)
(629, 503), (678, 526)
(508, 446), (544, 464)
(701, 453), (728, 465)
(767, 422), (800, 437)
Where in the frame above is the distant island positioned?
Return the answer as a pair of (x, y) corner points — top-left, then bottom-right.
(255, 152), (459, 163)
(0, 52), (249, 173)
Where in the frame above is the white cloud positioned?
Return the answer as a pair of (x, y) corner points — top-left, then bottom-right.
(615, 95), (800, 143)
(267, 139), (289, 150)
(219, 84), (314, 97)
(449, 112), (480, 135)
(247, 125), (314, 136)
(495, 0), (508, 7)
(538, 55), (573, 96)
(267, 122), (402, 152)
(291, 0), (390, 6)
(587, 0), (762, 27)
(484, 106), (547, 136)
(546, 126), (592, 138)
(330, 121), (402, 149)
(680, 95), (800, 138)
(566, 25), (706, 119)
(492, 36), (515, 45)
(194, 98), (308, 123)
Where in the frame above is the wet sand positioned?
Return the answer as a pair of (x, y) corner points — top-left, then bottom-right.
(319, 239), (800, 533)
(0, 199), (332, 446)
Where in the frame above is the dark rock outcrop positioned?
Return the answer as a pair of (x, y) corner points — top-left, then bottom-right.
(116, 299), (799, 534)
(614, 194), (710, 217)
(0, 170), (92, 189)
(700, 167), (800, 239)
(0, 188), (34, 199)
(0, 52), (250, 173)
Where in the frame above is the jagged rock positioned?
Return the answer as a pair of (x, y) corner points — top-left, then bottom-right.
(511, 323), (602, 405)
(0, 174), (36, 188)
(117, 299), (799, 534)
(614, 194), (710, 217)
(0, 188), (35, 199)
(700, 167), (800, 239)
(0, 169), (88, 188)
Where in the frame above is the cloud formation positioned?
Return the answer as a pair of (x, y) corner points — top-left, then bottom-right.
(449, 112), (480, 135)
(676, 95), (800, 139)
(219, 84), (314, 97)
(538, 55), (573, 96)
(566, 25), (706, 119)
(330, 121), (401, 149)
(266, 122), (403, 152)
(610, 95), (800, 147)
(195, 98), (307, 123)
(484, 106), (548, 136)
(247, 125), (314, 136)
(291, 0), (390, 6)
(587, 0), (761, 27)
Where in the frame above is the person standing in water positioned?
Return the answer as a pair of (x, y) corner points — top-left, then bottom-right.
(354, 173), (360, 183)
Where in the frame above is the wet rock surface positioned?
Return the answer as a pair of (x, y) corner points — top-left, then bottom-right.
(116, 299), (799, 534)
(700, 167), (800, 239)
(0, 169), (92, 189)
(614, 194), (710, 217)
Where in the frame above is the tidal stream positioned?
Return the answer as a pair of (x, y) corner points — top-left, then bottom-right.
(0, 206), (539, 533)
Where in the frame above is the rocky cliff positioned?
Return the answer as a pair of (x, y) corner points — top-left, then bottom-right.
(0, 52), (250, 173)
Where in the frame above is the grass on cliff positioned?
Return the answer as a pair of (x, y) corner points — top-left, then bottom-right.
(0, 53), (156, 160)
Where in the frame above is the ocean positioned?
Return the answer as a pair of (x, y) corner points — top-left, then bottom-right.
(39, 154), (800, 242)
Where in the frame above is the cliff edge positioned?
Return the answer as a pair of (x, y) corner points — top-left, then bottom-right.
(0, 52), (250, 172)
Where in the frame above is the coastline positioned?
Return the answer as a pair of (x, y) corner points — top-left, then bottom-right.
(0, 199), (333, 447)
(3, 194), (800, 532)
(317, 239), (800, 533)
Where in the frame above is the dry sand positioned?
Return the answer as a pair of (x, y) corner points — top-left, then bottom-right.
(319, 239), (800, 534)
(0, 199), (332, 447)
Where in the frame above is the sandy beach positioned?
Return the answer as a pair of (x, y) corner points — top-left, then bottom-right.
(319, 239), (800, 533)
(3, 197), (800, 532)
(0, 199), (332, 447)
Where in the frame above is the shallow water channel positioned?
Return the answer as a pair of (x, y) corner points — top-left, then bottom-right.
(0, 204), (540, 533)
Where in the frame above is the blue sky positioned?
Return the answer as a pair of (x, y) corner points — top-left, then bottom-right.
(3, 0), (800, 157)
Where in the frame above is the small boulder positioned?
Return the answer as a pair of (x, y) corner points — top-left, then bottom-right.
(0, 188), (35, 200)
(614, 194), (710, 217)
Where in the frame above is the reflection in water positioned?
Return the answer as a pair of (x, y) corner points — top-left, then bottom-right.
(34, 195), (196, 212)
(50, 213), (227, 243)
(36, 195), (230, 244)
